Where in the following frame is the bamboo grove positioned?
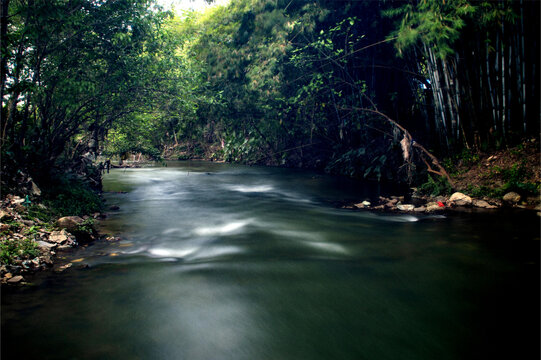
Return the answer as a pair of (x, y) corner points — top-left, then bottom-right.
(1, 0), (539, 188)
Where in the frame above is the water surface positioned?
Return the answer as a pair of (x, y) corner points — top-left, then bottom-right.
(2, 161), (539, 359)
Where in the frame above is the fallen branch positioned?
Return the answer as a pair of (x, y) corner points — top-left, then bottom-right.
(344, 106), (454, 187)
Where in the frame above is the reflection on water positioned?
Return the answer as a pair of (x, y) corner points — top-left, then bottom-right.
(2, 161), (539, 360)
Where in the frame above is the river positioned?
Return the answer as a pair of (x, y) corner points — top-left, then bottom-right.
(2, 161), (539, 359)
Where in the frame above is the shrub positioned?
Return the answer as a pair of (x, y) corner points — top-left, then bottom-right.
(41, 176), (103, 217)
(0, 238), (39, 265)
(418, 174), (453, 196)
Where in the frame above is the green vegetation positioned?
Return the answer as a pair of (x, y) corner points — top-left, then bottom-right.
(418, 175), (453, 197)
(1, 0), (539, 193)
(0, 238), (39, 265)
(41, 176), (103, 218)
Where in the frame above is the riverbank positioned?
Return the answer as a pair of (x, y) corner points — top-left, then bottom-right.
(164, 138), (540, 211)
(0, 194), (107, 285)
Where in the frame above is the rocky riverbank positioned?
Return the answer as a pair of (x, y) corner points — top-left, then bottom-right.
(0, 195), (106, 285)
(344, 189), (540, 214)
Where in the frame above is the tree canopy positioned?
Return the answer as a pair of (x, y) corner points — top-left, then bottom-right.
(1, 0), (539, 190)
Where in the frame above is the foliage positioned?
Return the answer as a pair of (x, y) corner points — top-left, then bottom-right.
(2, 0), (538, 192)
(0, 238), (39, 265)
(41, 176), (103, 217)
(417, 174), (453, 197)
(1, 0), (179, 182)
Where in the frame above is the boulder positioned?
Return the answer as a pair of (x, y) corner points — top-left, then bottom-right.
(48, 229), (76, 245)
(503, 192), (521, 204)
(362, 200), (371, 207)
(449, 192), (472, 206)
(397, 204), (415, 211)
(109, 205), (120, 211)
(57, 216), (84, 232)
(473, 199), (498, 209)
(414, 206), (426, 212)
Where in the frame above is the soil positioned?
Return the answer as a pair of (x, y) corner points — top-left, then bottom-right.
(450, 137), (540, 207)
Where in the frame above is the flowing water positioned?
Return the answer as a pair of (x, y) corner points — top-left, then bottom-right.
(2, 161), (539, 359)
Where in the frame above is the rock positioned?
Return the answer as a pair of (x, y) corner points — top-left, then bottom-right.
(7, 275), (24, 283)
(503, 192), (521, 204)
(54, 263), (72, 273)
(48, 229), (76, 245)
(109, 205), (120, 211)
(37, 240), (57, 250)
(362, 200), (371, 207)
(57, 216), (84, 232)
(0, 223), (9, 232)
(449, 192), (473, 206)
(354, 203), (365, 209)
(414, 206), (426, 212)
(426, 204), (442, 212)
(31, 181), (41, 196)
(10, 196), (24, 205)
(0, 210), (10, 220)
(20, 219), (34, 226)
(472, 199), (498, 209)
(397, 204), (415, 211)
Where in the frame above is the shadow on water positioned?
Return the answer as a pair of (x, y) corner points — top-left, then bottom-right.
(2, 161), (539, 360)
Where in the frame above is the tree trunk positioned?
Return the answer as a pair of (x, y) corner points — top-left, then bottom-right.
(520, 0), (527, 132)
(0, 0), (10, 103)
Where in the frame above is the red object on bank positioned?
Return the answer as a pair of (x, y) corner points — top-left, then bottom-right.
(437, 201), (445, 207)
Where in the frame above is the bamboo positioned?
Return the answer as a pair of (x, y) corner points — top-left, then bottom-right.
(486, 42), (497, 132)
(520, 0), (527, 132)
(494, 31), (501, 134)
(426, 43), (449, 150)
(442, 58), (458, 142)
(501, 24), (506, 139)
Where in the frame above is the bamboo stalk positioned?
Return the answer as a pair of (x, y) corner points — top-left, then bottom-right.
(486, 42), (497, 133)
(501, 24), (507, 138)
(520, 0), (527, 132)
